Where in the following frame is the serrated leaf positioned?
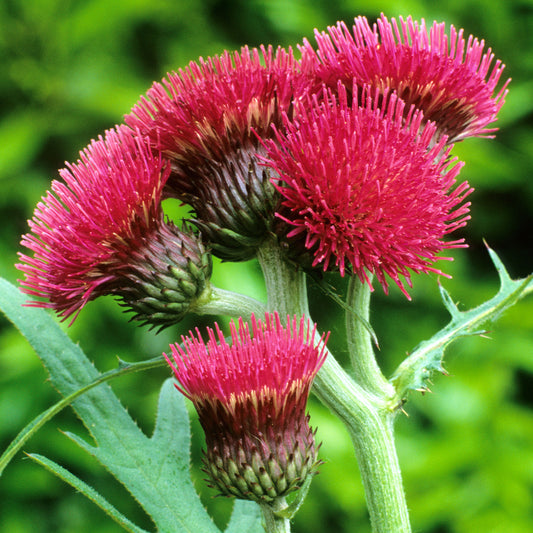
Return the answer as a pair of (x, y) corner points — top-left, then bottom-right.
(225, 500), (264, 533)
(1, 355), (165, 476)
(27, 453), (149, 533)
(390, 247), (533, 404)
(1, 378), (99, 476)
(0, 278), (220, 533)
(71, 379), (220, 533)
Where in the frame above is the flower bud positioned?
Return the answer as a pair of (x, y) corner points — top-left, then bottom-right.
(165, 313), (328, 502)
(114, 222), (212, 329)
(17, 126), (211, 328)
(303, 14), (509, 142)
(126, 46), (304, 261)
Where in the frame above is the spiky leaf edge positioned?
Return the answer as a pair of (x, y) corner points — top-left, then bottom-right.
(390, 244), (533, 406)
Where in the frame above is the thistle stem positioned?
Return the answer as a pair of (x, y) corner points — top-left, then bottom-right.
(260, 498), (291, 533)
(256, 238), (308, 317)
(348, 411), (411, 532)
(256, 237), (411, 533)
(346, 276), (394, 396)
(194, 284), (266, 319)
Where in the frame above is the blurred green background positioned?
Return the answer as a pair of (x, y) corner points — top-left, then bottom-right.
(0, 0), (532, 532)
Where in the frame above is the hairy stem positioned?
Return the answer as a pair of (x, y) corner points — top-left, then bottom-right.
(261, 498), (291, 533)
(256, 238), (308, 317)
(256, 237), (411, 533)
(346, 276), (394, 396)
(195, 284), (266, 319)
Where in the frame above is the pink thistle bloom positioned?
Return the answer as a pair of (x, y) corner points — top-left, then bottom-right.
(165, 312), (328, 502)
(262, 85), (473, 297)
(303, 14), (509, 142)
(17, 126), (211, 327)
(126, 46), (304, 261)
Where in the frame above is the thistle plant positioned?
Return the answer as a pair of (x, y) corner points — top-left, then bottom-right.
(1, 12), (531, 533)
(303, 14), (509, 142)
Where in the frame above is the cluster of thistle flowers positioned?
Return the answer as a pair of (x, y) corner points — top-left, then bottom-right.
(17, 14), (508, 504)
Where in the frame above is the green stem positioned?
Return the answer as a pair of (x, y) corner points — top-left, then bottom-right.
(310, 345), (410, 532)
(194, 285), (266, 318)
(260, 498), (291, 533)
(256, 238), (308, 317)
(348, 411), (411, 531)
(346, 276), (393, 396)
(256, 238), (411, 533)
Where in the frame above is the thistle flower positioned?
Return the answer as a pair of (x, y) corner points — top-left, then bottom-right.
(262, 85), (473, 297)
(165, 313), (328, 503)
(17, 126), (212, 327)
(126, 46), (304, 261)
(304, 13), (509, 142)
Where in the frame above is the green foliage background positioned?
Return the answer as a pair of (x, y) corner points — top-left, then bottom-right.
(0, 0), (532, 532)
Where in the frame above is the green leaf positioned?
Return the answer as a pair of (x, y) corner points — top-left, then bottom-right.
(0, 355), (165, 477)
(64, 379), (220, 533)
(0, 278), (220, 533)
(27, 453), (150, 533)
(390, 246), (533, 405)
(225, 500), (264, 533)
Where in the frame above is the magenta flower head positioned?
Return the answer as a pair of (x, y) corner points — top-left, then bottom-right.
(262, 85), (473, 297)
(304, 14), (509, 142)
(126, 46), (303, 261)
(17, 126), (212, 328)
(165, 313), (328, 503)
